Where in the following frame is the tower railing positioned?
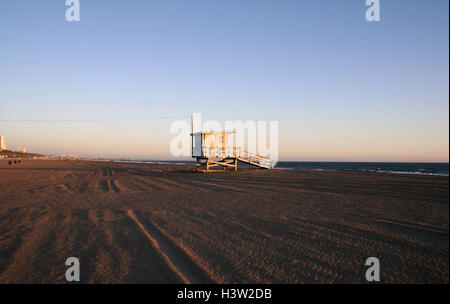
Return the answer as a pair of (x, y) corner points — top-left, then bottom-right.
(200, 146), (274, 169)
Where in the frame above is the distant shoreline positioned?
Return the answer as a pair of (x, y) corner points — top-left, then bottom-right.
(1, 156), (447, 176)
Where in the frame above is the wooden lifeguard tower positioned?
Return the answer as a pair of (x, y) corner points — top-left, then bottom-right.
(191, 115), (275, 172)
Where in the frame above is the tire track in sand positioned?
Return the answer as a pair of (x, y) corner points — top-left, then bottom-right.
(126, 209), (214, 284)
(98, 179), (122, 193)
(109, 179), (121, 193)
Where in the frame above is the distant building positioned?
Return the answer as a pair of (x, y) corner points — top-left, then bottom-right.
(0, 135), (6, 151)
(17, 147), (27, 153)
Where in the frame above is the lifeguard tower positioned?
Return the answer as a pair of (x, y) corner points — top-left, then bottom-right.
(191, 115), (275, 172)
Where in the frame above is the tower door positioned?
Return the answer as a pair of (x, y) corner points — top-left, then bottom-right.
(192, 133), (202, 157)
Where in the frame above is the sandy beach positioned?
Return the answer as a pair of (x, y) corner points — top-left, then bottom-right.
(0, 160), (448, 283)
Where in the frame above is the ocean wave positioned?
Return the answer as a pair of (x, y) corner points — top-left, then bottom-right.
(374, 170), (448, 176)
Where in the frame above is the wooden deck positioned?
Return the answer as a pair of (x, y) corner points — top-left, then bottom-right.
(196, 147), (274, 172)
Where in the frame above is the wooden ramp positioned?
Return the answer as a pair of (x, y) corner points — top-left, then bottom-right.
(237, 151), (274, 169)
(196, 151), (274, 172)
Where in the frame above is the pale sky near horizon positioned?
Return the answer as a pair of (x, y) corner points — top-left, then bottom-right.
(0, 0), (448, 162)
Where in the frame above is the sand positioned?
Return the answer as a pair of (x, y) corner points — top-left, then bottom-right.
(0, 160), (448, 283)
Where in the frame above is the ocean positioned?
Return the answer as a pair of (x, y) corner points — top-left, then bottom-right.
(274, 162), (449, 176)
(118, 160), (449, 176)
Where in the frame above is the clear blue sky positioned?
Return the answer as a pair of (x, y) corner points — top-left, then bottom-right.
(0, 0), (448, 161)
